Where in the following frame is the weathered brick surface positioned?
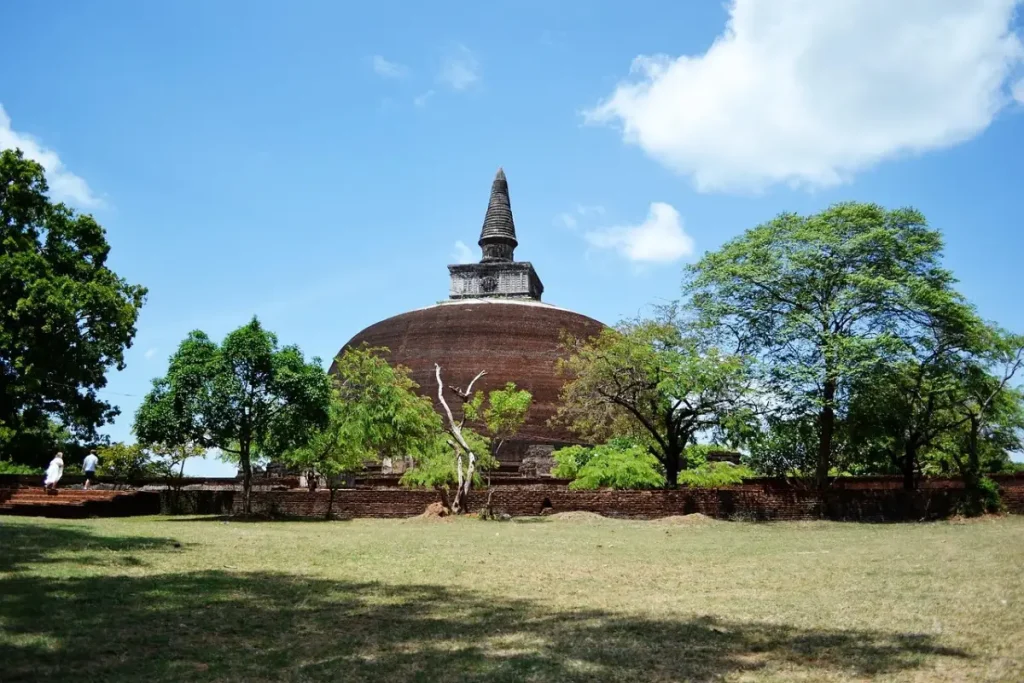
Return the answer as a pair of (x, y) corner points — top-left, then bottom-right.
(0, 488), (161, 518)
(335, 300), (606, 456)
(198, 475), (1024, 521)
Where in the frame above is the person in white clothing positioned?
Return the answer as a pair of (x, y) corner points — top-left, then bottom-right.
(43, 452), (64, 492)
(83, 451), (99, 490)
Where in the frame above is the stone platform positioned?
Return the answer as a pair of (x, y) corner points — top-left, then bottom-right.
(0, 487), (160, 518)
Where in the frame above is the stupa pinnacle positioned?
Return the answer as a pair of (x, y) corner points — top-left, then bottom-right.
(448, 168), (543, 300)
(478, 167), (518, 262)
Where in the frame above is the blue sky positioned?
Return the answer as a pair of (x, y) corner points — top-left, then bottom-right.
(3, 1), (1024, 475)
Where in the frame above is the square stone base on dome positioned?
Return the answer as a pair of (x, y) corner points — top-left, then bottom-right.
(448, 261), (544, 300)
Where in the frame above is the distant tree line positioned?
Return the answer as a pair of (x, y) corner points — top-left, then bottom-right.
(552, 203), (1023, 514)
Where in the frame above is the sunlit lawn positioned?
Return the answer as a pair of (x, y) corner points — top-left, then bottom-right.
(2, 513), (1022, 682)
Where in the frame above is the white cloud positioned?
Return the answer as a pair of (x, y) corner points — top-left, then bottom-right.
(556, 212), (578, 229)
(0, 104), (102, 207)
(451, 240), (475, 264)
(556, 204), (606, 229)
(414, 90), (436, 108)
(439, 45), (480, 91)
(586, 202), (694, 264)
(586, 0), (1024, 192)
(1014, 78), (1024, 103)
(371, 55), (409, 79)
(144, 347), (159, 360)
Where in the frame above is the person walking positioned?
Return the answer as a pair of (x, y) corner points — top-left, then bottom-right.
(43, 452), (64, 492)
(83, 451), (99, 490)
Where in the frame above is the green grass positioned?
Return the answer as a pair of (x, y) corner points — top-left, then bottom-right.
(2, 514), (1023, 682)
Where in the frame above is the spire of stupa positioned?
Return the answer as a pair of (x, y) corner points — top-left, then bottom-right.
(478, 167), (518, 262)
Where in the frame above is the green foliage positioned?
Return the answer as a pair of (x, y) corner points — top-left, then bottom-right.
(465, 382), (533, 458)
(676, 462), (756, 488)
(958, 477), (1003, 517)
(556, 305), (750, 487)
(0, 461), (43, 475)
(97, 443), (153, 484)
(286, 346), (443, 508)
(686, 202), (959, 487)
(0, 149), (147, 461)
(134, 317), (331, 513)
(400, 429), (496, 489)
(0, 419), (90, 470)
(145, 442), (206, 483)
(551, 445), (593, 479)
(566, 442), (665, 490)
(401, 376), (529, 512)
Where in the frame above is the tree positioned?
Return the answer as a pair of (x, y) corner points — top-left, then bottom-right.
(284, 346), (442, 519)
(464, 381), (532, 463)
(941, 330), (1024, 512)
(0, 149), (146, 463)
(97, 442), (152, 488)
(145, 441), (206, 506)
(685, 202), (956, 488)
(555, 310), (750, 488)
(134, 318), (331, 514)
(401, 368), (530, 514)
(845, 301), (987, 489)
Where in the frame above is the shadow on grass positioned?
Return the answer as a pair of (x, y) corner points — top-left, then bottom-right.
(0, 524), (973, 683)
(0, 520), (182, 572)
(157, 514), (355, 524)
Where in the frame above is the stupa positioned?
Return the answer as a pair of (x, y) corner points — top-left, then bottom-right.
(336, 169), (605, 472)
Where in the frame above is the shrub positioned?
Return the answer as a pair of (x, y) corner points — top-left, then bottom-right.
(97, 443), (154, 485)
(0, 461), (43, 475)
(959, 477), (1003, 517)
(676, 462), (756, 487)
(550, 445), (593, 479)
(568, 443), (665, 490)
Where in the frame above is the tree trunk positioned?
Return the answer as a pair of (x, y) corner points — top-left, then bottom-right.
(816, 379), (837, 490)
(663, 449), (680, 489)
(902, 442), (918, 491)
(240, 446), (253, 516)
(325, 485), (336, 520)
(451, 480), (470, 514)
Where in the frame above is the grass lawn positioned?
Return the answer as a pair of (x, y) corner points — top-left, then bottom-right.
(2, 514), (1023, 682)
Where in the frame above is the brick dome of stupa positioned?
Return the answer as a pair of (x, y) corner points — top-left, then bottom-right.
(333, 169), (606, 463)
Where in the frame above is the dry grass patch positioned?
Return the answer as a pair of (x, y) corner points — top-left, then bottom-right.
(1, 514), (1022, 682)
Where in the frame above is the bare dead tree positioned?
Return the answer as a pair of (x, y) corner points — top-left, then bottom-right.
(434, 364), (486, 514)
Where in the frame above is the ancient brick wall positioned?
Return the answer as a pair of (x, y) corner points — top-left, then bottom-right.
(184, 475), (1024, 521)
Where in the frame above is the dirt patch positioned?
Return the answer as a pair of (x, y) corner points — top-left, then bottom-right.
(416, 502), (452, 521)
(548, 511), (607, 522)
(652, 513), (720, 526)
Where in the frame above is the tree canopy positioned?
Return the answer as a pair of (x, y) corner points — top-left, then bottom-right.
(555, 308), (750, 488)
(284, 345), (442, 517)
(685, 202), (962, 488)
(134, 317), (331, 513)
(0, 149), (146, 465)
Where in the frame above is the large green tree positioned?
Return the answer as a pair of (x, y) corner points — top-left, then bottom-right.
(1, 149), (146, 464)
(845, 300), (987, 489)
(685, 202), (957, 488)
(134, 318), (331, 514)
(284, 345), (442, 518)
(554, 310), (750, 488)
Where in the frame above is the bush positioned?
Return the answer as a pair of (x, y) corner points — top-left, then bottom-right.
(0, 461), (43, 475)
(676, 462), (756, 487)
(959, 477), (1003, 517)
(567, 443), (665, 490)
(97, 443), (154, 485)
(550, 445), (593, 479)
